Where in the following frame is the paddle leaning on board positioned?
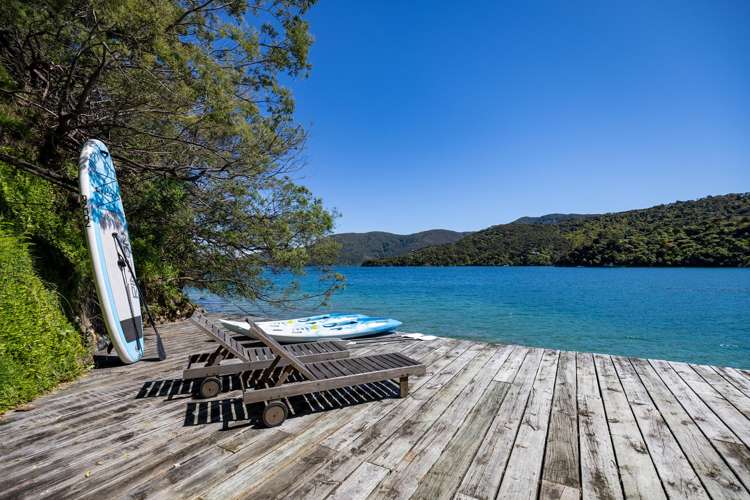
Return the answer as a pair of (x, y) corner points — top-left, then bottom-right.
(79, 139), (166, 363)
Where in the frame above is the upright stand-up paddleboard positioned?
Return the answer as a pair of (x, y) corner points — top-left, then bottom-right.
(79, 139), (157, 363)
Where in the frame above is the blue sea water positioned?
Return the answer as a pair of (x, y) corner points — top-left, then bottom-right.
(189, 267), (750, 369)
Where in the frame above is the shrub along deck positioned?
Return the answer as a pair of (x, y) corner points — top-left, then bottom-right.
(1, 317), (749, 499)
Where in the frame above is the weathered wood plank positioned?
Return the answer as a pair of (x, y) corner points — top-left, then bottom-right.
(456, 348), (545, 500)
(54, 380), (380, 497)
(716, 366), (750, 399)
(612, 356), (709, 499)
(328, 462), (390, 500)
(540, 480), (581, 500)
(318, 340), (471, 453)
(541, 350), (579, 495)
(577, 352), (623, 500)
(367, 346), (515, 499)
(494, 346), (528, 382)
(690, 364), (750, 420)
(20, 332), (403, 500)
(593, 354), (665, 500)
(193, 407), (359, 499)
(631, 357), (748, 498)
(495, 349), (560, 500)
(651, 359), (750, 489)
(410, 382), (512, 500)
(368, 345), (506, 469)
(283, 344), (489, 500)
(670, 361), (750, 446)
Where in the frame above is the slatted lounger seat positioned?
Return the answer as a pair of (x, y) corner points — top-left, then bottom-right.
(187, 311), (349, 398)
(240, 317), (426, 427)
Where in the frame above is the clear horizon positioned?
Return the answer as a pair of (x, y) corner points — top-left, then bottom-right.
(285, 0), (749, 234)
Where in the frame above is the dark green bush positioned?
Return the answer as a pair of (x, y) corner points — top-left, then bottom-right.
(0, 227), (89, 413)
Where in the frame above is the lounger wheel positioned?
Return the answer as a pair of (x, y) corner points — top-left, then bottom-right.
(262, 400), (288, 427)
(198, 376), (221, 399)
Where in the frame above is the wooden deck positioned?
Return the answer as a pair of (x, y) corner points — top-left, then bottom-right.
(2, 319), (750, 500)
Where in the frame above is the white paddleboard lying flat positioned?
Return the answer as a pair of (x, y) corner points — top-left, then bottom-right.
(257, 313), (367, 331)
(80, 139), (144, 364)
(221, 316), (402, 343)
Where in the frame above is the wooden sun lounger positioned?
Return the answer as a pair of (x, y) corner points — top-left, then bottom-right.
(240, 317), (426, 427)
(186, 311), (349, 398)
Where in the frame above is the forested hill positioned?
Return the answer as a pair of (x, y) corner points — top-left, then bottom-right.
(510, 213), (597, 225)
(332, 230), (469, 265)
(363, 194), (750, 267)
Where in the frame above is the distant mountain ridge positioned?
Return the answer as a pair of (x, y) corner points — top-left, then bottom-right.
(511, 213), (597, 225)
(331, 229), (470, 265)
(362, 193), (750, 267)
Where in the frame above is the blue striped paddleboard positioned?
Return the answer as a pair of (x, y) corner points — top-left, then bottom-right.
(79, 139), (144, 363)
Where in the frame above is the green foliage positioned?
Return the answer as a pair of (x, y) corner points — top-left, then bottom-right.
(557, 194), (750, 267)
(511, 213), (597, 225)
(0, 226), (89, 413)
(0, 0), (340, 317)
(0, 0), (337, 405)
(0, 163), (91, 313)
(331, 229), (469, 265)
(365, 224), (571, 266)
(365, 194), (750, 267)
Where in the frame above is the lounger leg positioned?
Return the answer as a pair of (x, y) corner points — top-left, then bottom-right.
(206, 346), (227, 367)
(399, 376), (409, 398)
(275, 365), (294, 387)
(258, 355), (282, 388)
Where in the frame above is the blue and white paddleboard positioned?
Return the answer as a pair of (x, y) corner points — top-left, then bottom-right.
(79, 139), (144, 363)
(256, 313), (368, 330)
(220, 315), (402, 343)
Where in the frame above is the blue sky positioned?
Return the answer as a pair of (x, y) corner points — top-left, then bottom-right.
(286, 0), (749, 234)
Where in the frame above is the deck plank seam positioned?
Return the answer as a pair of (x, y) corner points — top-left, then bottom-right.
(691, 364), (750, 423)
(662, 360), (750, 442)
(669, 363), (750, 451)
(604, 354), (669, 499)
(363, 344), (498, 466)
(445, 346), (526, 497)
(375, 346), (520, 500)
(575, 353), (584, 500)
(593, 353), (628, 500)
(713, 366), (750, 400)
(646, 359), (750, 495)
(625, 356), (721, 499)
(490, 348), (546, 500)
(411, 349), (522, 500)
(535, 350), (563, 500)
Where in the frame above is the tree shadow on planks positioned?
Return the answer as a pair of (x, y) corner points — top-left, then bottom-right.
(183, 380), (401, 430)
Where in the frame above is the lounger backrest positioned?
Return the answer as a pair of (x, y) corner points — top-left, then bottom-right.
(245, 318), (317, 381)
(190, 311), (247, 359)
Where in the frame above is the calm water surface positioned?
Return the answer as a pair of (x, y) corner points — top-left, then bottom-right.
(189, 267), (750, 369)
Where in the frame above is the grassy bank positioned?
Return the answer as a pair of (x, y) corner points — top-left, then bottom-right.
(0, 227), (89, 413)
